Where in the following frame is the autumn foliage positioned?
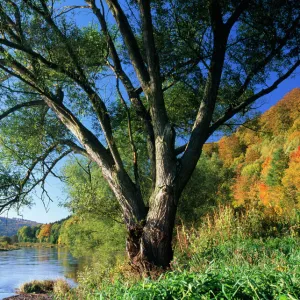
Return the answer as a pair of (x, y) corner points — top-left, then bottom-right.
(37, 224), (52, 242)
(206, 89), (300, 218)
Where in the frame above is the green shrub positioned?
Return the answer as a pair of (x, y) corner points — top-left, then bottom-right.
(19, 280), (54, 294)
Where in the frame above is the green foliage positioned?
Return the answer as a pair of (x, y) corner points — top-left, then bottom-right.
(266, 148), (288, 186)
(0, 235), (12, 244)
(241, 162), (261, 178)
(49, 223), (61, 244)
(178, 153), (233, 223)
(17, 225), (38, 243)
(63, 159), (121, 221)
(59, 215), (125, 261)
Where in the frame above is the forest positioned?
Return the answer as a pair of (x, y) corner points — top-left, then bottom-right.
(0, 0), (299, 298)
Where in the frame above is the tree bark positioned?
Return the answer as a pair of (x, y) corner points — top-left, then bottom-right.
(142, 185), (178, 268)
(126, 185), (178, 271)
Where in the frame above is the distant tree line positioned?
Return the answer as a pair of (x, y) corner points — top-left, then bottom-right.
(17, 217), (69, 244)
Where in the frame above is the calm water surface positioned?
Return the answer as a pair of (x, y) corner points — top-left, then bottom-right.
(0, 247), (83, 299)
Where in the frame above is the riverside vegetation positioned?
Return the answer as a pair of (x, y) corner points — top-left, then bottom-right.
(0, 0), (299, 272)
(17, 206), (300, 299)
(13, 90), (300, 299)
(0, 0), (299, 297)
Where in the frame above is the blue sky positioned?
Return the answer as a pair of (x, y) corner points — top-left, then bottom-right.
(4, 2), (300, 223)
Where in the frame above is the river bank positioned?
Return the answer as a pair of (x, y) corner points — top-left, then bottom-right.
(0, 242), (59, 252)
(0, 247), (79, 300)
(2, 279), (70, 300)
(0, 245), (20, 251)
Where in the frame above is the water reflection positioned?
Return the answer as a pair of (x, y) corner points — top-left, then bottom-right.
(0, 247), (82, 299)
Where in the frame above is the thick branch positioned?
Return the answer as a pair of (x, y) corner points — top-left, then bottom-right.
(175, 60), (300, 157)
(137, 0), (159, 81)
(176, 0), (230, 193)
(0, 32), (122, 171)
(88, 0), (156, 185)
(59, 140), (89, 157)
(225, 0), (249, 29)
(104, 0), (150, 86)
(0, 100), (45, 121)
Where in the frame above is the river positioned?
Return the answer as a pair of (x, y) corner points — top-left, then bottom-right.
(0, 247), (83, 299)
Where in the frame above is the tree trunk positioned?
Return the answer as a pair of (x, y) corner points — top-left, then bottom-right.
(126, 122), (178, 271)
(142, 185), (178, 268)
(126, 185), (178, 271)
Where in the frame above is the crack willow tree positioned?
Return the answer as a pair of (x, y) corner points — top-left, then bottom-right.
(0, 0), (299, 269)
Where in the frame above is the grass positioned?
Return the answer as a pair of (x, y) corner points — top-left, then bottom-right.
(70, 206), (300, 300)
(19, 279), (71, 297)
(82, 236), (300, 299)
(19, 280), (55, 294)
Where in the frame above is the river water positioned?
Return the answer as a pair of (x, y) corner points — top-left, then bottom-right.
(0, 247), (82, 299)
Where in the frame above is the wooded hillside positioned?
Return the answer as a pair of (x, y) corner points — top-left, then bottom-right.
(204, 88), (300, 219)
(0, 216), (40, 236)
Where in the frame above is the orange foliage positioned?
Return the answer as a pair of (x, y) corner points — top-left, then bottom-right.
(261, 88), (300, 135)
(228, 89), (300, 216)
(245, 147), (260, 163)
(37, 224), (52, 241)
(259, 183), (268, 206)
(233, 175), (260, 207)
(203, 143), (218, 156)
(218, 135), (243, 166)
(290, 146), (300, 163)
(259, 183), (284, 215)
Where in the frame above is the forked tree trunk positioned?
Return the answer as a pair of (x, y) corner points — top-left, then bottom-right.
(126, 122), (179, 272)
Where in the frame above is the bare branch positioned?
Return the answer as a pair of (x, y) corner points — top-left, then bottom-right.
(54, 5), (90, 18)
(0, 74), (11, 83)
(234, 15), (300, 99)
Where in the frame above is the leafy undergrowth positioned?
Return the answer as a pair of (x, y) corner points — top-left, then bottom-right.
(68, 207), (300, 299)
(78, 238), (299, 299)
